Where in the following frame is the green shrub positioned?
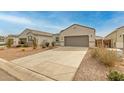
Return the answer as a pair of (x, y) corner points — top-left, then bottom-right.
(32, 38), (37, 49)
(45, 42), (49, 47)
(107, 70), (124, 81)
(51, 42), (55, 47)
(7, 39), (13, 48)
(21, 48), (25, 52)
(91, 48), (120, 67)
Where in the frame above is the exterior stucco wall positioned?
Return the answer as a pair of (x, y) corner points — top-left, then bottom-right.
(116, 28), (124, 42)
(105, 31), (117, 48)
(105, 27), (124, 48)
(116, 28), (124, 48)
(36, 35), (53, 45)
(13, 37), (19, 46)
(53, 34), (60, 45)
(60, 25), (95, 47)
(19, 30), (54, 46)
(116, 42), (123, 48)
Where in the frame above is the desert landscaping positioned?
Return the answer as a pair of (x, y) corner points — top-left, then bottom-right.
(0, 47), (53, 61)
(74, 48), (124, 81)
(1, 45), (124, 81)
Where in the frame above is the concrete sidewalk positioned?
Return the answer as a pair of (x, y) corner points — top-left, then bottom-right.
(0, 68), (18, 81)
(0, 58), (53, 81)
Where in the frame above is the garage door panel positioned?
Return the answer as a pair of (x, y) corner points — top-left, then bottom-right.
(64, 35), (89, 47)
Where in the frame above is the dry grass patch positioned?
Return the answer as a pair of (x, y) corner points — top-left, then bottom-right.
(91, 48), (121, 67)
(21, 48), (26, 52)
(0, 47), (57, 61)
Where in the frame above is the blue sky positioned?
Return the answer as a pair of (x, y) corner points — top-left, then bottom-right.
(0, 11), (124, 36)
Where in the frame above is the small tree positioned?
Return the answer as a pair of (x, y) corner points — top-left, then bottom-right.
(45, 42), (49, 47)
(7, 39), (13, 48)
(51, 42), (55, 47)
(32, 38), (37, 49)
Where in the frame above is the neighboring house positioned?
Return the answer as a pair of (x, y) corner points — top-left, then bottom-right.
(6, 28), (54, 47)
(18, 28), (53, 46)
(7, 35), (19, 46)
(105, 26), (124, 49)
(59, 24), (95, 47)
(0, 35), (6, 45)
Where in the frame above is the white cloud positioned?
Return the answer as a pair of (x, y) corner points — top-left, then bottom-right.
(0, 13), (33, 25)
(0, 12), (75, 34)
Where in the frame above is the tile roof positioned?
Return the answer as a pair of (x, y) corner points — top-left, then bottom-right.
(22, 28), (53, 37)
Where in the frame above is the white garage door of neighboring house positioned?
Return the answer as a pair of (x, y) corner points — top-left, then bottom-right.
(64, 35), (89, 47)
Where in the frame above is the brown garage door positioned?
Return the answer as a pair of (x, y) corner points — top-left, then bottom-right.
(64, 35), (89, 47)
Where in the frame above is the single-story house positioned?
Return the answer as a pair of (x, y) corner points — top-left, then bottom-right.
(7, 28), (54, 46)
(59, 24), (95, 47)
(0, 35), (6, 45)
(105, 26), (124, 49)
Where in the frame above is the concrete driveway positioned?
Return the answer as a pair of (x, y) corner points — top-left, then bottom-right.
(11, 47), (88, 81)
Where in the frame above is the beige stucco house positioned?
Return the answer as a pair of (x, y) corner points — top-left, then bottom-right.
(7, 28), (54, 46)
(18, 28), (53, 45)
(5, 24), (96, 47)
(105, 26), (124, 49)
(0, 35), (6, 45)
(59, 24), (95, 47)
